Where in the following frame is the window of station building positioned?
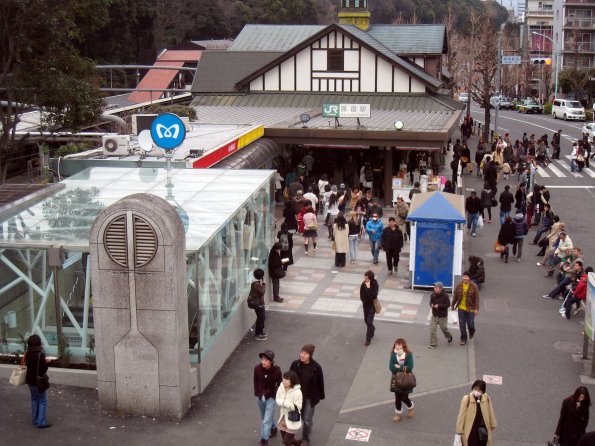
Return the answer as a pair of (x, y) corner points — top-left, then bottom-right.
(328, 50), (344, 72)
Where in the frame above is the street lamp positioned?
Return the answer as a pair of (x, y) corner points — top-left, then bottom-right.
(532, 31), (559, 99)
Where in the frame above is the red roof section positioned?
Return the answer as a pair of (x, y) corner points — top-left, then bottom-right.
(128, 50), (201, 104)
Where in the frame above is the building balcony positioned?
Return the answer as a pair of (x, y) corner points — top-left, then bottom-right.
(526, 9), (554, 17)
(564, 19), (595, 29)
(562, 42), (595, 52)
(563, 0), (595, 5)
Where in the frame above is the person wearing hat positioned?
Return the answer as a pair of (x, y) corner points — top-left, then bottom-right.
(254, 349), (282, 446)
(451, 272), (480, 346)
(290, 344), (325, 446)
(429, 282), (453, 348)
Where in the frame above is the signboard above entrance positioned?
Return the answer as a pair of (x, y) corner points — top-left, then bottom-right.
(322, 103), (371, 118)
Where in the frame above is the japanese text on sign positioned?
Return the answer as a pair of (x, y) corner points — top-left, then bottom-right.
(322, 103), (371, 118)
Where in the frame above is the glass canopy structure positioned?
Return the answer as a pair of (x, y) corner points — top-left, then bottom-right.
(0, 167), (275, 364)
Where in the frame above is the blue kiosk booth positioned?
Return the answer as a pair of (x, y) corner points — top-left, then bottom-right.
(407, 192), (465, 289)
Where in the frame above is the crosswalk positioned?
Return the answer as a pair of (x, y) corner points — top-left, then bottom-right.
(535, 155), (595, 179)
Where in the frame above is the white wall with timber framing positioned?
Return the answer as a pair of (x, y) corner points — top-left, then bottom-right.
(249, 29), (426, 94)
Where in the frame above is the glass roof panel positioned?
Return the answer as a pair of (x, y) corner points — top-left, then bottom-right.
(0, 167), (274, 252)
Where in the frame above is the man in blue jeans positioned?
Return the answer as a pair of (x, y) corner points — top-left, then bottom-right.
(254, 349), (282, 446)
(465, 191), (481, 237)
(290, 344), (325, 446)
(365, 212), (384, 264)
(451, 272), (480, 345)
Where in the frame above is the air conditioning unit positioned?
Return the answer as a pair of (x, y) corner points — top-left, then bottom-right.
(131, 114), (158, 135)
(102, 135), (131, 156)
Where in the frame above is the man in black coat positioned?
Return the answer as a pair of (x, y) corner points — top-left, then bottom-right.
(267, 243), (285, 303)
(290, 344), (325, 446)
(381, 217), (404, 274)
(428, 282), (453, 348)
(465, 190), (482, 237)
(254, 350), (282, 445)
(498, 185), (514, 224)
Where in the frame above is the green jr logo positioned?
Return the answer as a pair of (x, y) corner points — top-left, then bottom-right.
(322, 103), (340, 118)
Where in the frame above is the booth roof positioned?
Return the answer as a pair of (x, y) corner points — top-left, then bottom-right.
(407, 191), (465, 223)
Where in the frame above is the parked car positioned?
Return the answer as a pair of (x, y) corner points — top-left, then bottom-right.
(552, 99), (586, 121)
(582, 122), (595, 140)
(517, 99), (543, 114)
(458, 92), (469, 103)
(490, 96), (514, 110)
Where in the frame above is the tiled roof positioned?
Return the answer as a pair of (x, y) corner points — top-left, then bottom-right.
(229, 25), (325, 51)
(367, 25), (447, 55)
(191, 51), (285, 93)
(336, 24), (443, 88)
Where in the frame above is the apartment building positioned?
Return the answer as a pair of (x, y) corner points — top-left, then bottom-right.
(553, 0), (595, 69)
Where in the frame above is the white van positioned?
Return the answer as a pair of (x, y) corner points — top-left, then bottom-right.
(552, 99), (586, 121)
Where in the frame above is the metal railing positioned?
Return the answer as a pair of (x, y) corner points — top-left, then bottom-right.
(564, 19), (595, 28)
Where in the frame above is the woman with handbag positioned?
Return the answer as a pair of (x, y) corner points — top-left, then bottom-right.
(275, 370), (303, 446)
(455, 380), (497, 446)
(497, 216), (516, 263)
(388, 338), (415, 421)
(25, 334), (51, 428)
(553, 386), (590, 446)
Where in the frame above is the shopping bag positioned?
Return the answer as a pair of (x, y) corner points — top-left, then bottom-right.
(373, 299), (382, 314)
(9, 366), (27, 386)
(494, 241), (506, 253)
(453, 434), (462, 446)
(448, 309), (459, 325)
(477, 215), (484, 228)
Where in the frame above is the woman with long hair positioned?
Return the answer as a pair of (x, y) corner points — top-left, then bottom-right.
(455, 380), (497, 446)
(554, 386), (590, 446)
(388, 338), (415, 421)
(333, 212), (349, 267)
(302, 205), (318, 255)
(25, 334), (51, 428)
(326, 188), (340, 239)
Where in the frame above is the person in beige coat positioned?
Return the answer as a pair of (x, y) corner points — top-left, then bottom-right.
(276, 371), (303, 446)
(333, 213), (349, 267)
(455, 380), (497, 446)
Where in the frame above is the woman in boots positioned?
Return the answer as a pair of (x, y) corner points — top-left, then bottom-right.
(388, 338), (415, 422)
(275, 370), (303, 446)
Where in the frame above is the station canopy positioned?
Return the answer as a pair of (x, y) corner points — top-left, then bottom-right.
(0, 167), (274, 252)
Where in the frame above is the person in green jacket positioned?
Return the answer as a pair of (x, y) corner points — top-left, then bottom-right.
(388, 338), (415, 422)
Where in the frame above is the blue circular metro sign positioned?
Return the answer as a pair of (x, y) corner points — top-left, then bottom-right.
(150, 113), (186, 150)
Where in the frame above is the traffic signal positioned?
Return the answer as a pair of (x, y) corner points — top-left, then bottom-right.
(531, 58), (552, 65)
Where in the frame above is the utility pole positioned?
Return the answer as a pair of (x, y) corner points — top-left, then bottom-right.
(495, 29), (502, 137)
(523, 0), (530, 98)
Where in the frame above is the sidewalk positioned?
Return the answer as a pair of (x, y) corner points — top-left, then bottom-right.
(1, 141), (589, 445)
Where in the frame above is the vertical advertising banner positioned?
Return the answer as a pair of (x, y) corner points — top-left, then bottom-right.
(585, 272), (595, 341)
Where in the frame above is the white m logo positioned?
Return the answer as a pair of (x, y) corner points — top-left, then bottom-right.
(155, 123), (180, 139)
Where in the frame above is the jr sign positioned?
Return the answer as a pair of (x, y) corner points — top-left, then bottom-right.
(322, 103), (371, 118)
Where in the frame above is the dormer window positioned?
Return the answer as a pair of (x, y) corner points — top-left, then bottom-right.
(328, 50), (344, 71)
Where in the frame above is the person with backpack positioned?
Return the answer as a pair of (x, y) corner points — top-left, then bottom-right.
(248, 269), (268, 341)
(277, 223), (293, 271)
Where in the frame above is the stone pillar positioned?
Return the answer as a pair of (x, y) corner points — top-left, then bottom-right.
(89, 193), (190, 419)
(383, 147), (393, 207)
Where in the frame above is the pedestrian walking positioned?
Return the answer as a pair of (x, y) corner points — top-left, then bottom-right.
(451, 272), (480, 345)
(395, 196), (409, 241)
(389, 338), (415, 422)
(254, 349), (282, 445)
(332, 213), (349, 267)
(512, 213), (529, 262)
(365, 213), (383, 264)
(497, 216), (516, 263)
(455, 380), (497, 446)
(381, 217), (404, 275)
(302, 206), (318, 255)
(554, 387), (590, 446)
(360, 270), (379, 346)
(428, 282), (453, 348)
(290, 345), (325, 446)
(25, 334), (51, 428)
(465, 190), (481, 237)
(498, 185), (514, 225)
(347, 211), (361, 263)
(250, 269), (268, 340)
(268, 243), (285, 303)
(480, 184), (493, 224)
(275, 371), (303, 446)
(467, 256), (485, 289)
